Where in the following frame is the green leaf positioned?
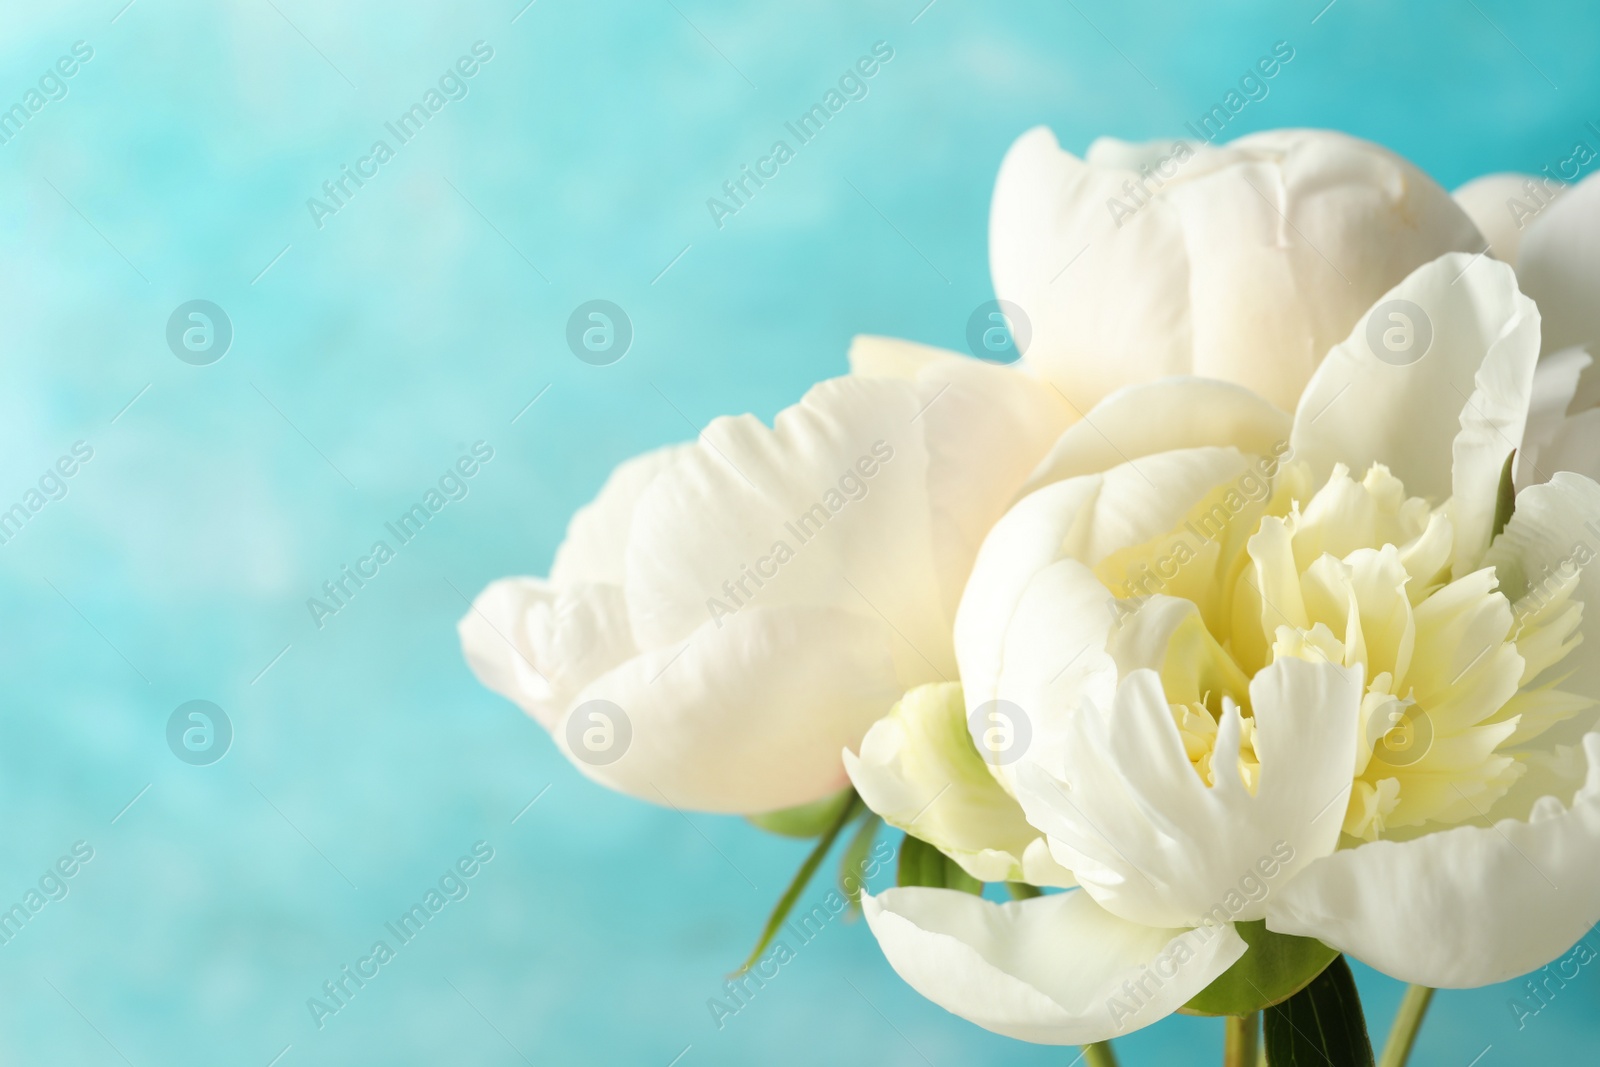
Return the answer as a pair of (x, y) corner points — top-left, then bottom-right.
(746, 787), (856, 838)
(1182, 921), (1339, 1016)
(736, 793), (863, 973)
(837, 810), (882, 913)
(1263, 955), (1375, 1067)
(1492, 449), (1517, 540)
(1007, 882), (1043, 900)
(896, 833), (982, 894)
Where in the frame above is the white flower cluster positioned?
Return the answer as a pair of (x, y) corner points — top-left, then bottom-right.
(460, 127), (1600, 1047)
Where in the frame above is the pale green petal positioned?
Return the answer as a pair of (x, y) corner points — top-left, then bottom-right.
(845, 683), (1074, 887)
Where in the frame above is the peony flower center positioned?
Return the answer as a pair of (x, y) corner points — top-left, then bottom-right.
(1099, 460), (1591, 843)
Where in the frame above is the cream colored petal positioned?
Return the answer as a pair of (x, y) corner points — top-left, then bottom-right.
(458, 578), (636, 730)
(994, 127), (1480, 413)
(1016, 658), (1361, 929)
(853, 339), (1074, 622)
(551, 446), (687, 586)
(1453, 173), (1540, 267)
(863, 887), (1245, 1045)
(847, 333), (969, 380)
(1519, 170), (1600, 356)
(1538, 408), (1600, 483)
(1268, 732), (1600, 987)
(1519, 347), (1591, 488)
(561, 605), (901, 813)
(990, 126), (1194, 409)
(1289, 254), (1540, 576)
(623, 376), (943, 665)
(953, 475), (1113, 727)
(1021, 377), (1292, 497)
(985, 560), (1121, 788)
(844, 682), (1074, 887)
(1085, 135), (1208, 170)
(1483, 472), (1600, 739)
(626, 365), (1067, 686)
(957, 448), (1256, 784)
(1205, 129), (1483, 408)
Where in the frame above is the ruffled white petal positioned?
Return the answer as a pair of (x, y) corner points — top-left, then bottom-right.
(956, 448), (1258, 784)
(1289, 253), (1540, 575)
(1483, 472), (1600, 728)
(1519, 170), (1600, 356)
(847, 336), (1074, 621)
(1519, 347), (1592, 487)
(1268, 732), (1600, 987)
(562, 605), (901, 812)
(1452, 173), (1538, 267)
(848, 333), (969, 380)
(458, 578), (636, 730)
(551, 447), (686, 586)
(1016, 656), (1361, 929)
(467, 354), (1070, 813)
(625, 368), (1066, 684)
(993, 127), (1481, 412)
(1539, 409), (1600, 483)
(1021, 377), (1291, 497)
(863, 886), (1246, 1045)
(953, 476), (1116, 741)
(990, 126), (1192, 409)
(623, 376), (948, 665)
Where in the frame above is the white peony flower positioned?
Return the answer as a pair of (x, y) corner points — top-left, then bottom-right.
(991, 128), (1484, 414)
(458, 337), (1072, 813)
(851, 252), (1600, 1044)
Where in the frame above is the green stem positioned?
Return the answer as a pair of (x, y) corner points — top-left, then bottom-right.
(1225, 1012), (1259, 1067)
(1083, 1041), (1119, 1067)
(735, 793), (864, 972)
(1377, 985), (1435, 1067)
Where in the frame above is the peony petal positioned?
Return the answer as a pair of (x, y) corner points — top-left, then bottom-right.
(458, 577), (636, 730)
(1195, 129), (1483, 406)
(625, 365), (1067, 686)
(862, 886), (1246, 1045)
(994, 128), (1480, 412)
(954, 476), (1113, 729)
(467, 353), (1072, 814)
(1483, 472), (1600, 730)
(1453, 173), (1539, 267)
(623, 375), (945, 663)
(957, 448), (1258, 782)
(1267, 732), (1600, 987)
(1021, 377), (1292, 497)
(1085, 135), (1208, 171)
(551, 446), (687, 586)
(847, 333), (968, 380)
(1518, 346), (1592, 488)
(1015, 657), (1362, 929)
(985, 560), (1120, 787)
(1289, 253), (1540, 576)
(1519, 170), (1600, 357)
(844, 683), (1074, 887)
(560, 605), (901, 813)
(1537, 407), (1600, 483)
(990, 126), (1195, 409)
(846, 337), (1073, 622)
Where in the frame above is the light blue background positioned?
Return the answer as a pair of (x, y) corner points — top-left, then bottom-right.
(0, 0), (1596, 1063)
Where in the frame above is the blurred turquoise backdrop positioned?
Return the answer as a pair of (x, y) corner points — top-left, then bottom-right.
(0, 0), (1597, 1063)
